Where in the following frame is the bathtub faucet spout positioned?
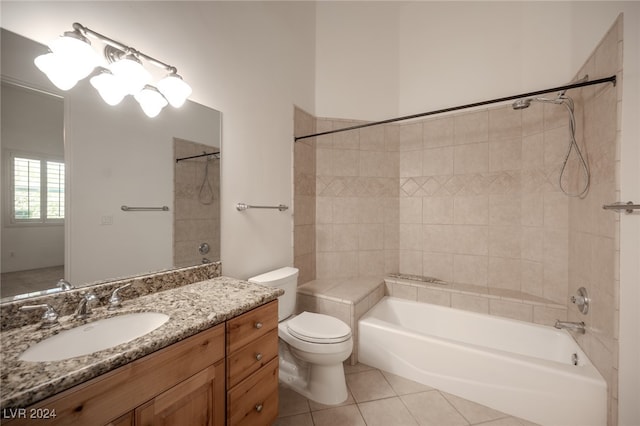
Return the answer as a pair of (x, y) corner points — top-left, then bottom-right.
(554, 320), (585, 334)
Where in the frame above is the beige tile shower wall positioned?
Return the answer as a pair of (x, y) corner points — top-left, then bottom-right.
(294, 107), (317, 284)
(567, 16), (622, 426)
(173, 139), (220, 267)
(399, 98), (570, 305)
(315, 119), (400, 280)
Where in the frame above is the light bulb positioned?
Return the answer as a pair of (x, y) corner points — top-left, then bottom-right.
(134, 85), (168, 118)
(48, 32), (100, 80)
(90, 69), (127, 106)
(109, 54), (151, 95)
(34, 52), (79, 90)
(34, 30), (100, 91)
(157, 73), (192, 108)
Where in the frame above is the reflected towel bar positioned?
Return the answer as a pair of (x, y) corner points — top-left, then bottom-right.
(602, 201), (640, 214)
(121, 205), (170, 212)
(236, 203), (288, 212)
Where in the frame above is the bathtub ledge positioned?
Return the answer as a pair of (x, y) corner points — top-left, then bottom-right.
(385, 276), (568, 326)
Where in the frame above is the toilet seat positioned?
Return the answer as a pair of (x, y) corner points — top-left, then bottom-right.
(286, 312), (351, 344)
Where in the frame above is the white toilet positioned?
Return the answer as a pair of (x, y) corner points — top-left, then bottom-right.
(248, 267), (353, 405)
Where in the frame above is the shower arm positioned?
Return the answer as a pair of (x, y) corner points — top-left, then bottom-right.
(294, 75), (616, 142)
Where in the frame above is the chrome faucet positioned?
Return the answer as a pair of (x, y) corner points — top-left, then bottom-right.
(75, 292), (98, 320)
(554, 320), (586, 334)
(108, 283), (131, 310)
(57, 279), (74, 291)
(19, 304), (59, 328)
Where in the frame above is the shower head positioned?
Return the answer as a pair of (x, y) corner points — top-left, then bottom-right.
(513, 94), (574, 111)
(512, 98), (532, 110)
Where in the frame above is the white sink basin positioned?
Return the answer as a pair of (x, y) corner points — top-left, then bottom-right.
(20, 312), (170, 362)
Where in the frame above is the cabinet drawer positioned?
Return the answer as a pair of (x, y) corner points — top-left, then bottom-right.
(227, 328), (278, 388)
(226, 301), (278, 354)
(227, 357), (278, 426)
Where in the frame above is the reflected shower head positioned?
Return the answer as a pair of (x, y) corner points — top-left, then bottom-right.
(512, 98), (532, 110)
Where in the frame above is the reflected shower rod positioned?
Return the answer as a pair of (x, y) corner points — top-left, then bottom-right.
(175, 151), (220, 163)
(294, 75), (617, 142)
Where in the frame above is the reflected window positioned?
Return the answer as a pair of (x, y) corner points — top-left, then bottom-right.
(10, 153), (64, 224)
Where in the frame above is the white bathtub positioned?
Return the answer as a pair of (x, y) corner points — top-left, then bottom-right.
(358, 297), (606, 426)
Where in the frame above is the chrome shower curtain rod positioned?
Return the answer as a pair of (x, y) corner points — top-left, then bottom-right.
(294, 75), (616, 142)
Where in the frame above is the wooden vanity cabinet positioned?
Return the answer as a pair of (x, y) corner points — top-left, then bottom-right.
(5, 300), (280, 426)
(225, 300), (279, 426)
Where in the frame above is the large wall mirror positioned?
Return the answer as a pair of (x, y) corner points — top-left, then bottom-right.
(1, 29), (221, 301)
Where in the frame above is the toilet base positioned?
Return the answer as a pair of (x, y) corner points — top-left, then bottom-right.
(278, 341), (349, 405)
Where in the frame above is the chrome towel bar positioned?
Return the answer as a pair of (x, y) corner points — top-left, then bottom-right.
(602, 201), (640, 214)
(236, 203), (288, 212)
(121, 205), (170, 212)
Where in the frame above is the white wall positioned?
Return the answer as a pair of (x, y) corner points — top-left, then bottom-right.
(315, 2), (399, 120)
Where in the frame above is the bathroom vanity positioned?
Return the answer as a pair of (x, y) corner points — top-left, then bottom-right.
(0, 277), (282, 426)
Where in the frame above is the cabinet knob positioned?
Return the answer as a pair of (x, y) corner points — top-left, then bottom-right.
(255, 403), (263, 413)
(255, 353), (263, 361)
(254, 322), (263, 329)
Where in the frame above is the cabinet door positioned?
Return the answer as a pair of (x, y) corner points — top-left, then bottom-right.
(136, 361), (225, 426)
(106, 412), (133, 426)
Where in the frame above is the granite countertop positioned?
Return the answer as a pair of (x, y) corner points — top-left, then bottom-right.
(0, 276), (282, 409)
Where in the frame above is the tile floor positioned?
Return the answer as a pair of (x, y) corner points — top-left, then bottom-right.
(275, 363), (539, 426)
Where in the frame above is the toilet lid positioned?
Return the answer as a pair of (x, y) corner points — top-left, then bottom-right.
(286, 312), (351, 344)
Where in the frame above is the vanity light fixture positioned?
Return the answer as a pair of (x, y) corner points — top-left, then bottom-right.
(34, 22), (192, 117)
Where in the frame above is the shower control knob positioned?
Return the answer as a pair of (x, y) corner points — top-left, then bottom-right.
(571, 287), (590, 315)
(571, 295), (585, 305)
(198, 242), (210, 255)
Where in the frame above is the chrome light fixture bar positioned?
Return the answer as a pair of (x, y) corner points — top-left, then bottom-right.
(34, 22), (192, 117)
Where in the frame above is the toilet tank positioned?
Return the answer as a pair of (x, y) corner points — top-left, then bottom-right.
(248, 267), (298, 321)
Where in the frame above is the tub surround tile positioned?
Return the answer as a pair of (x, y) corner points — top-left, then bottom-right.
(451, 293), (490, 314)
(298, 277), (384, 306)
(1, 276), (282, 409)
(297, 277), (384, 364)
(384, 276), (566, 327)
